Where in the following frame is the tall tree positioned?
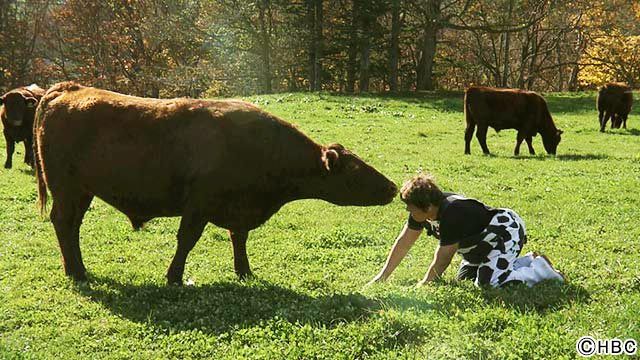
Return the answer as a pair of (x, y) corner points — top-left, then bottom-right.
(388, 0), (402, 92)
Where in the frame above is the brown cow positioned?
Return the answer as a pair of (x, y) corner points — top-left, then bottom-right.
(464, 86), (563, 156)
(597, 82), (633, 132)
(1, 84), (45, 168)
(33, 82), (398, 284)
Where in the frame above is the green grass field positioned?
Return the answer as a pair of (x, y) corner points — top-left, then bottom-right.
(1, 91), (639, 359)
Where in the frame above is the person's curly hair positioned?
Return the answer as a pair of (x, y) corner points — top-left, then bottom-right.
(399, 173), (444, 211)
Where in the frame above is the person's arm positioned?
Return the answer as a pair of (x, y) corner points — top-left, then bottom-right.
(367, 223), (422, 285)
(417, 243), (458, 286)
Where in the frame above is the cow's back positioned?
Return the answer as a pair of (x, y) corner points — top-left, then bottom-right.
(35, 82), (300, 217)
(598, 83), (633, 114)
(465, 86), (545, 130)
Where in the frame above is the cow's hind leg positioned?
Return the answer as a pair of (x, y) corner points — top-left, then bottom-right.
(598, 110), (605, 130)
(128, 215), (151, 231)
(612, 114), (620, 129)
(476, 125), (491, 155)
(50, 192), (93, 281)
(166, 213), (207, 285)
(464, 123), (476, 154)
(600, 112), (611, 132)
(622, 114), (628, 129)
(23, 138), (34, 167)
(514, 131), (525, 156)
(4, 136), (14, 169)
(230, 230), (252, 280)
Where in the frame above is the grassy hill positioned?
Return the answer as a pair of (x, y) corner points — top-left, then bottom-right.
(1, 91), (638, 359)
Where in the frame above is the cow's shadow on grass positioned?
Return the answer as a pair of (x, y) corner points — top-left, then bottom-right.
(19, 167), (35, 176)
(508, 153), (610, 161)
(607, 128), (640, 136)
(75, 275), (427, 343)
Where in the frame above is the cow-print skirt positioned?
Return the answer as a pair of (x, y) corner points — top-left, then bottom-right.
(456, 208), (528, 288)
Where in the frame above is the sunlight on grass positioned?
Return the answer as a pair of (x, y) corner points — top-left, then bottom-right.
(1, 92), (638, 358)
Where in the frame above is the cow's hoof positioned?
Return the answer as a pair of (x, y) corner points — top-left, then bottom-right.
(237, 271), (254, 281)
(4, 163), (11, 169)
(166, 271), (184, 286)
(69, 271), (88, 282)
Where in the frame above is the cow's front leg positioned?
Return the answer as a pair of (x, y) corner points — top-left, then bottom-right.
(230, 230), (252, 280)
(24, 138), (34, 167)
(4, 136), (14, 169)
(166, 213), (208, 285)
(525, 136), (536, 155)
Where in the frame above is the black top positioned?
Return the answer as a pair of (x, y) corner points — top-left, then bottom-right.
(407, 192), (499, 247)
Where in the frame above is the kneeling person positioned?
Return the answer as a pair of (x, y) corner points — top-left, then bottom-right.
(369, 173), (564, 288)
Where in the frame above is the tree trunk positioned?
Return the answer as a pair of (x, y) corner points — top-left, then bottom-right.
(388, 0), (401, 92)
(258, 0), (272, 94)
(313, 0), (323, 91)
(306, 0), (315, 90)
(568, 32), (585, 92)
(346, 0), (359, 93)
(556, 36), (564, 91)
(307, 0), (323, 91)
(501, 0), (513, 87)
(526, 24), (539, 90)
(359, 16), (371, 92)
(416, 0), (440, 91)
(416, 23), (437, 91)
(517, 29), (530, 89)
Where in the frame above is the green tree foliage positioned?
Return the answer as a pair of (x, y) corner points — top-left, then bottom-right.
(0, 0), (638, 96)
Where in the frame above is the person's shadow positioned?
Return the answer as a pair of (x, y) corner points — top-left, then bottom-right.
(479, 280), (590, 313)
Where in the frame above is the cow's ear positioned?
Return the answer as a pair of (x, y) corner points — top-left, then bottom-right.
(322, 148), (340, 173)
(24, 96), (38, 109)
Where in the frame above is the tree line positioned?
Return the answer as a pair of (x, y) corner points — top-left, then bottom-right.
(1, 0), (638, 98)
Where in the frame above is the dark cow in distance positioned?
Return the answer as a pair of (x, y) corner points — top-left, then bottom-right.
(1, 84), (45, 168)
(597, 83), (633, 132)
(33, 82), (398, 285)
(464, 86), (563, 156)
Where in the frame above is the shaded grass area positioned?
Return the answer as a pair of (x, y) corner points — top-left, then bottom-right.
(1, 91), (639, 358)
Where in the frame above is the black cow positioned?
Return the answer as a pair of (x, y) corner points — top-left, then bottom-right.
(1, 84), (45, 168)
(464, 86), (563, 156)
(597, 83), (633, 132)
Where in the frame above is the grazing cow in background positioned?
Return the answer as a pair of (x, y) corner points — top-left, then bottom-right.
(597, 83), (633, 132)
(34, 82), (398, 285)
(464, 86), (563, 156)
(1, 84), (45, 168)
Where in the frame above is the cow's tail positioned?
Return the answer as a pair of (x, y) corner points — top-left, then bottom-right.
(464, 90), (475, 127)
(33, 95), (49, 217)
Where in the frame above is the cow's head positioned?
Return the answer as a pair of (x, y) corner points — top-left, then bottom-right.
(0, 91), (38, 127)
(319, 143), (397, 206)
(543, 129), (563, 155)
